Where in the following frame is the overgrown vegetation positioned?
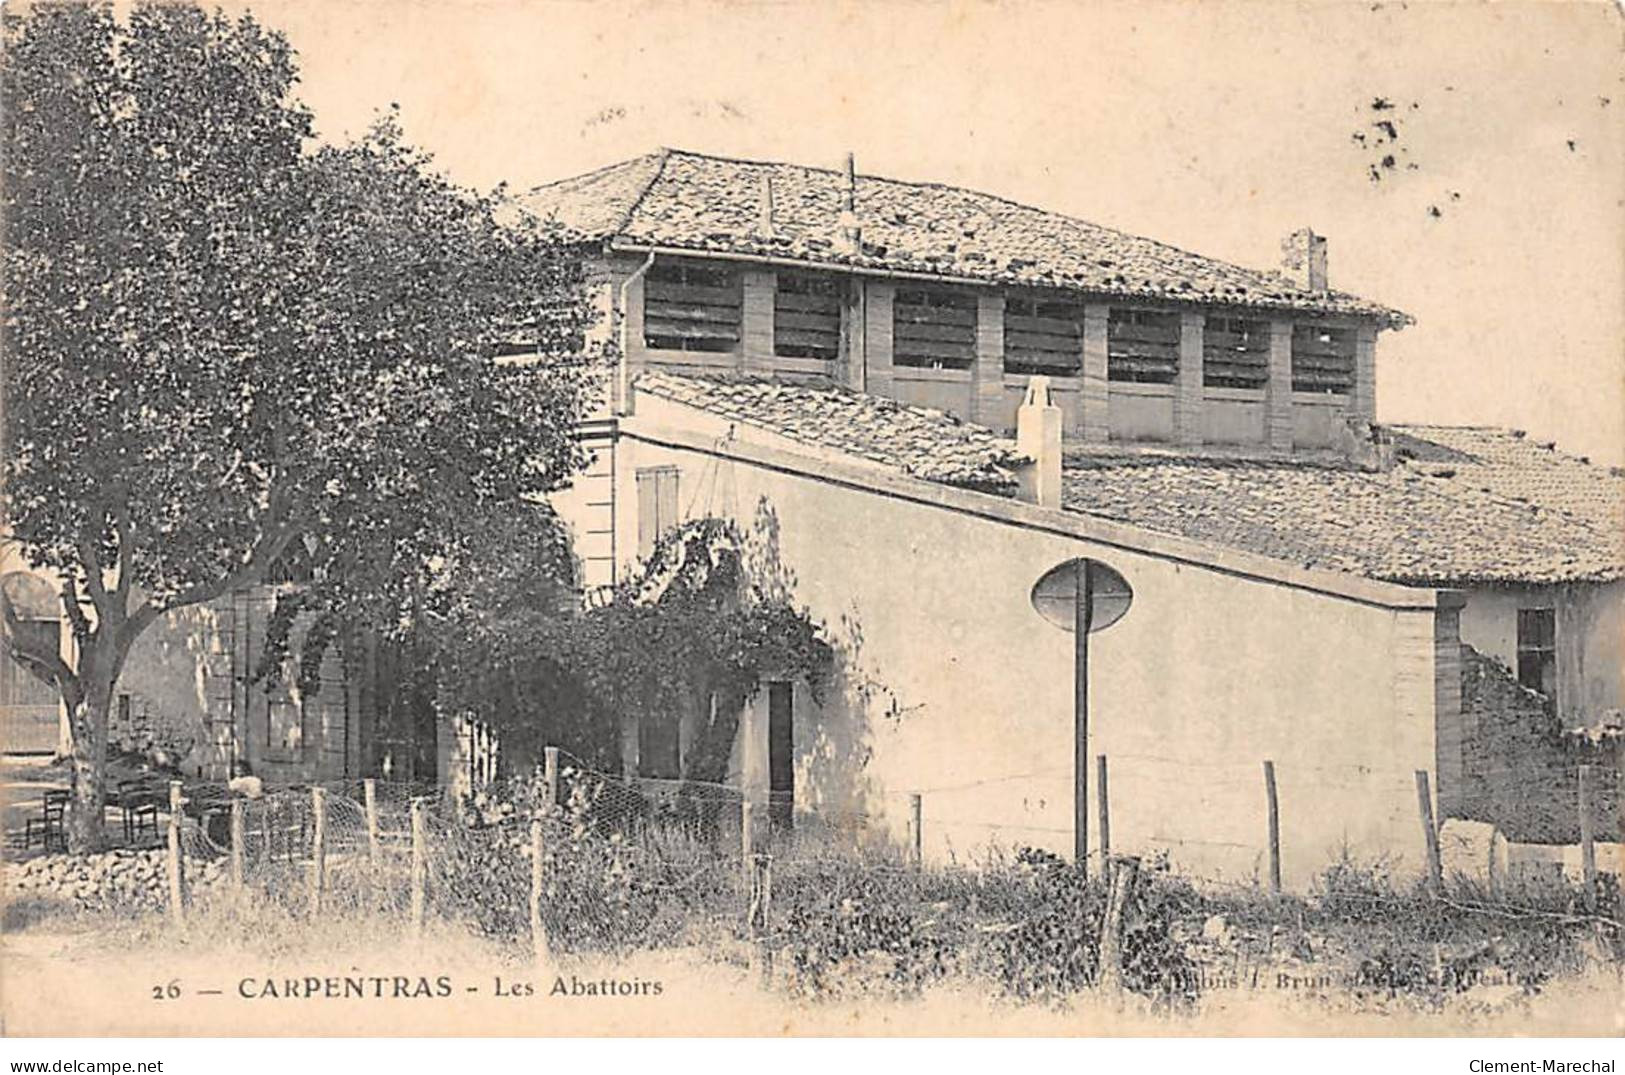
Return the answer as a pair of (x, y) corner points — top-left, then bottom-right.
(8, 788), (1617, 1015)
(427, 516), (834, 780)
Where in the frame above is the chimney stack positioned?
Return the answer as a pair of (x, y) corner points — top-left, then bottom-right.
(1016, 376), (1063, 509)
(758, 171), (776, 237)
(839, 151), (861, 252)
(1281, 227), (1328, 291)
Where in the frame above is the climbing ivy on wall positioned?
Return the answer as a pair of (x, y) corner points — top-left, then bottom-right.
(435, 516), (834, 782)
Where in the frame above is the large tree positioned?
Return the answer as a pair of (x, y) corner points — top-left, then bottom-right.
(1, 3), (596, 849)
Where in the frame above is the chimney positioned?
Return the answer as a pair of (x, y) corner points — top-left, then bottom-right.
(1016, 376), (1063, 509)
(758, 171), (775, 238)
(1281, 227), (1328, 291)
(838, 151), (861, 252)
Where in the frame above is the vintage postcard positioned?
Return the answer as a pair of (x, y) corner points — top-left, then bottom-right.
(1, 0), (1621, 1044)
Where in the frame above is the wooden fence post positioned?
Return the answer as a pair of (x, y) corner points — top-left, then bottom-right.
(1415, 770), (1443, 895)
(543, 747), (560, 811)
(309, 786), (327, 914)
(363, 778), (380, 871)
(910, 793), (923, 867)
(747, 853), (772, 984)
(1096, 855), (1139, 993)
(229, 799), (245, 888)
(1578, 764), (1597, 911)
(409, 797), (426, 935)
(264, 795), (276, 861)
(1263, 760), (1281, 895)
(1097, 755), (1111, 862)
(166, 781), (185, 925)
(530, 816), (549, 967)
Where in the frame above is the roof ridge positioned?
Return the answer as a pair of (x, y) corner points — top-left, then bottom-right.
(615, 147), (674, 235)
(520, 149), (668, 198)
(1387, 422), (1520, 432)
(1395, 423), (1617, 469)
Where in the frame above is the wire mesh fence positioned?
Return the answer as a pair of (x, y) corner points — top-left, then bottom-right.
(88, 743), (1617, 1006)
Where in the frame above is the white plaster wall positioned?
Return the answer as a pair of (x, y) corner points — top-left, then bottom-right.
(569, 415), (1448, 889)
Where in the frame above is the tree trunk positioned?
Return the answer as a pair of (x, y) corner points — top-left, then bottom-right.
(66, 688), (112, 851)
(64, 635), (124, 854)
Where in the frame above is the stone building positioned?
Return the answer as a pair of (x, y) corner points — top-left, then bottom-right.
(516, 149), (1623, 884)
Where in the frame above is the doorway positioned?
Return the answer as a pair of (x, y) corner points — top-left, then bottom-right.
(767, 681), (794, 833)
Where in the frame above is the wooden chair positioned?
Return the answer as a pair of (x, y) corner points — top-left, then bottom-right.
(116, 780), (161, 845)
(24, 789), (68, 852)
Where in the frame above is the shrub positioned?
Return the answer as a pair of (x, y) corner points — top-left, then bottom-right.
(774, 855), (961, 998)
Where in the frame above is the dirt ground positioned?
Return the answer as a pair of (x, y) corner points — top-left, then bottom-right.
(2, 916), (1620, 1037)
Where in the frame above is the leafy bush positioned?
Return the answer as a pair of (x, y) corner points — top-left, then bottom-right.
(775, 855), (962, 997)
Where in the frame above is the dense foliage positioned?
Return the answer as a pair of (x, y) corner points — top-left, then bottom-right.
(0, 2), (595, 847)
(431, 516), (834, 781)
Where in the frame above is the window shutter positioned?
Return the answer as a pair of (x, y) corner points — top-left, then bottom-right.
(636, 466), (680, 561)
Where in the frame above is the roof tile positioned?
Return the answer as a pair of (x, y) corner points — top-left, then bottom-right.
(519, 149), (1409, 326)
(635, 370), (1027, 493)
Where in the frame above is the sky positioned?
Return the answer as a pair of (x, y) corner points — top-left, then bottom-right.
(244, 0), (1622, 462)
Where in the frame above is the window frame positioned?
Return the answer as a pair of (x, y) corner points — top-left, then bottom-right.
(1003, 294), (1085, 377)
(1515, 607), (1558, 702)
(1290, 322), (1356, 395)
(642, 261), (743, 354)
(1106, 307), (1181, 385)
(774, 272), (845, 361)
(893, 286), (978, 371)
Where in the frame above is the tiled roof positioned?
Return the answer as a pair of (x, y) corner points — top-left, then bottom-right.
(518, 149), (1409, 326)
(1059, 430), (1625, 585)
(633, 366), (1620, 585)
(635, 371), (1027, 493)
(1386, 424), (1625, 538)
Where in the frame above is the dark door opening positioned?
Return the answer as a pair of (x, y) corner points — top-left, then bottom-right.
(767, 681), (794, 833)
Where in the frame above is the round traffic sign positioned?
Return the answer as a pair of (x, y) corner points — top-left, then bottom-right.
(1030, 557), (1133, 633)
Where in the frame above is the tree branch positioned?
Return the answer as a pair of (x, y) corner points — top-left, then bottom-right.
(120, 518), (302, 646)
(0, 587), (82, 710)
(112, 499), (135, 610)
(76, 536), (113, 613)
(61, 576), (94, 648)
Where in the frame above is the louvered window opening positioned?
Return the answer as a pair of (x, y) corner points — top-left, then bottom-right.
(1291, 324), (1355, 394)
(1203, 316), (1269, 389)
(774, 273), (844, 360)
(1004, 296), (1084, 376)
(1107, 308), (1180, 384)
(894, 288), (977, 370)
(643, 262), (741, 353)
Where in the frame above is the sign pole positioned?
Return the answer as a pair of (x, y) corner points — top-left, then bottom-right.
(1074, 559), (1094, 870)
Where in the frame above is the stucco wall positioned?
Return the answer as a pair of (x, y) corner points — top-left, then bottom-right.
(572, 405), (1449, 889)
(111, 588), (362, 783)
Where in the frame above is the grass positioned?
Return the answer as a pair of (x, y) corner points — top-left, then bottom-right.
(4, 796), (1619, 1032)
